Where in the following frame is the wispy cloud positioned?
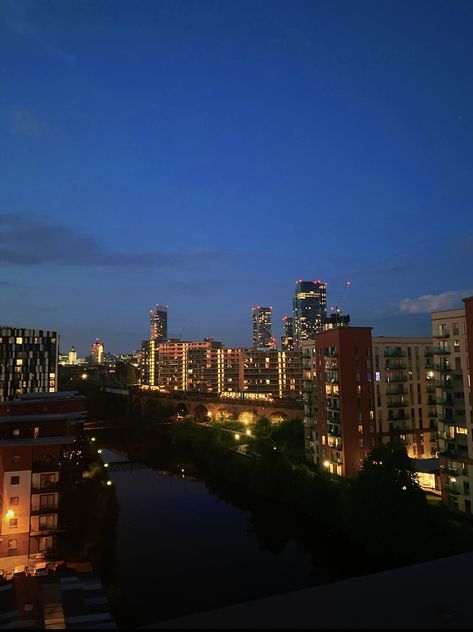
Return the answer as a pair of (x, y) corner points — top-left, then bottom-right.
(400, 289), (473, 314)
(7, 106), (46, 136)
(0, 214), (220, 268)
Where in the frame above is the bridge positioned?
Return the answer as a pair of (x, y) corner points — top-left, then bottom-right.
(129, 388), (303, 423)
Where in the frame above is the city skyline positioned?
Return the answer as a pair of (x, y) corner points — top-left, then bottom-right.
(1, 0), (473, 355)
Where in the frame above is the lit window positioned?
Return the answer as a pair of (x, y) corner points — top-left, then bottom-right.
(9, 518), (18, 528)
(10, 496), (19, 505)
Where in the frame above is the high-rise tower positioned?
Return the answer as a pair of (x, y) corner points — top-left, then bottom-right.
(150, 304), (168, 342)
(252, 306), (272, 348)
(281, 316), (294, 351)
(293, 280), (327, 346)
(91, 338), (104, 363)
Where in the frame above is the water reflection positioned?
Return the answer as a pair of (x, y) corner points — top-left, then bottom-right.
(93, 428), (343, 628)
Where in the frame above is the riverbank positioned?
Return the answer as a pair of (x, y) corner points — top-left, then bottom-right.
(137, 420), (473, 573)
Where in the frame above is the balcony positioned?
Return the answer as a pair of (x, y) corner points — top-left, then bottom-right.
(433, 331), (450, 338)
(384, 350), (406, 358)
(31, 481), (60, 493)
(386, 387), (408, 396)
(30, 526), (64, 537)
(32, 461), (60, 473)
(30, 505), (59, 515)
(385, 374), (408, 382)
(385, 363), (407, 371)
(434, 363), (452, 373)
(432, 347), (451, 355)
(386, 400), (408, 408)
(327, 438), (342, 449)
(324, 349), (338, 358)
(443, 484), (460, 496)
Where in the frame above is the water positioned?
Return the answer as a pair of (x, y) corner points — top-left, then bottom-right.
(94, 428), (343, 628)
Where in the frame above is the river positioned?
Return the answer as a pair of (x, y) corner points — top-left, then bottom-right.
(92, 427), (356, 628)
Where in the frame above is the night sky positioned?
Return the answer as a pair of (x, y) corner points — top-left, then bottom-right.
(1, 0), (472, 356)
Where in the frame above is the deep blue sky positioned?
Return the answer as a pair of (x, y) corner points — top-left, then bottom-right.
(1, 0), (472, 355)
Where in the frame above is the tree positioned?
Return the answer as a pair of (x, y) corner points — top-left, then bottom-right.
(345, 441), (430, 564)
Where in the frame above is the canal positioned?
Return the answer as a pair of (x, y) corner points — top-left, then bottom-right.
(92, 427), (357, 628)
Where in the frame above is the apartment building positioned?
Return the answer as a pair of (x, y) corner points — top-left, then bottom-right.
(0, 327), (58, 402)
(146, 339), (302, 399)
(432, 306), (472, 513)
(0, 392), (86, 558)
(304, 327), (374, 477)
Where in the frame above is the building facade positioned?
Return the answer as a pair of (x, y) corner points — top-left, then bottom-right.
(252, 307), (273, 348)
(281, 316), (294, 351)
(293, 281), (327, 346)
(91, 338), (104, 364)
(433, 307), (472, 513)
(0, 327), (58, 402)
(146, 339), (302, 399)
(0, 392), (86, 558)
(303, 327), (375, 476)
(150, 305), (168, 342)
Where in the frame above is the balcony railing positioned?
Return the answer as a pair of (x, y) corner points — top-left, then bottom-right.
(384, 350), (406, 357)
(385, 374), (408, 382)
(386, 387), (408, 395)
(432, 347), (451, 355)
(30, 505), (59, 515)
(433, 332), (450, 338)
(29, 526), (63, 537)
(31, 481), (60, 493)
(443, 484), (460, 496)
(386, 400), (408, 408)
(385, 363), (407, 371)
(434, 364), (452, 372)
(324, 350), (338, 358)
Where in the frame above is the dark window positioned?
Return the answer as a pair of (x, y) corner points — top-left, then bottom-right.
(10, 476), (20, 485)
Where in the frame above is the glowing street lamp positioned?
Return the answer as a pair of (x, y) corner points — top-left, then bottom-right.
(234, 433), (240, 440)
(323, 460), (330, 468)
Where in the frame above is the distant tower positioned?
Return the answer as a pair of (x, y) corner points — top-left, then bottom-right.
(293, 280), (327, 346)
(68, 345), (78, 365)
(91, 338), (104, 364)
(252, 306), (272, 348)
(281, 316), (294, 351)
(323, 308), (350, 330)
(150, 304), (168, 342)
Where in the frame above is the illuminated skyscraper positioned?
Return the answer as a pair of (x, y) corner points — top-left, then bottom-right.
(252, 307), (272, 348)
(150, 304), (168, 342)
(281, 316), (294, 351)
(91, 338), (104, 363)
(293, 280), (327, 346)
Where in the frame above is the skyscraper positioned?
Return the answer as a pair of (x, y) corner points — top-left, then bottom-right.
(281, 316), (294, 351)
(252, 306), (272, 348)
(91, 338), (104, 363)
(150, 304), (168, 342)
(293, 280), (327, 346)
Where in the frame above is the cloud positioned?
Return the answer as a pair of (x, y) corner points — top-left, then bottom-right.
(0, 214), (220, 268)
(7, 106), (46, 136)
(400, 289), (473, 314)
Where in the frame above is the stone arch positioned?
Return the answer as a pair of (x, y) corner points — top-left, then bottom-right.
(193, 404), (209, 422)
(238, 410), (256, 424)
(176, 403), (188, 420)
(143, 399), (161, 421)
(269, 411), (288, 423)
(215, 408), (235, 422)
